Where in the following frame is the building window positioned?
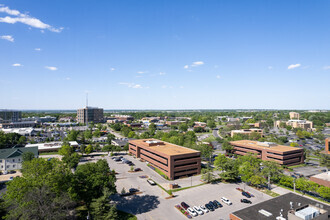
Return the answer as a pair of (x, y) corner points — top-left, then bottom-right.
(0, 160), (2, 163)
(18, 158), (20, 162)
(1, 166), (3, 168)
(13, 165), (15, 168)
(7, 165), (10, 168)
(13, 159), (15, 162)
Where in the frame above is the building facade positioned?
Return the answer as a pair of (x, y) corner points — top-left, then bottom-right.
(129, 139), (201, 180)
(77, 107), (104, 124)
(0, 110), (21, 123)
(231, 129), (263, 138)
(275, 120), (313, 130)
(289, 112), (300, 120)
(0, 147), (38, 172)
(230, 140), (304, 166)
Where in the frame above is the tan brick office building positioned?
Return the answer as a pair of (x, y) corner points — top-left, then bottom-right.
(129, 139), (201, 180)
(230, 140), (304, 166)
(77, 107), (104, 124)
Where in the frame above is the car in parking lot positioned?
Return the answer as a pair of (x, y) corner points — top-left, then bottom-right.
(129, 188), (139, 193)
(187, 207), (198, 217)
(214, 200), (223, 208)
(241, 199), (252, 204)
(221, 197), (232, 205)
(193, 206), (204, 215)
(134, 168), (142, 172)
(205, 203), (214, 211)
(200, 205), (209, 213)
(181, 202), (190, 210)
(242, 191), (251, 198)
(208, 201), (218, 209)
(147, 179), (156, 185)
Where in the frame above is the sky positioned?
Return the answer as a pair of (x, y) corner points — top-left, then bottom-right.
(0, 0), (330, 110)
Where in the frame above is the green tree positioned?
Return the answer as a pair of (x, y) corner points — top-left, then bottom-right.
(90, 188), (118, 220)
(84, 130), (93, 142)
(18, 136), (27, 145)
(85, 144), (93, 155)
(179, 124), (188, 132)
(319, 154), (330, 169)
(261, 160), (283, 183)
(66, 130), (79, 141)
(207, 120), (216, 129)
(102, 145), (113, 155)
(123, 143), (129, 154)
(22, 151), (35, 162)
(201, 168), (215, 183)
(106, 133), (115, 145)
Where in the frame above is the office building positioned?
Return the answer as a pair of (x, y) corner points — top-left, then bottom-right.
(289, 112), (300, 120)
(0, 110), (21, 123)
(25, 141), (79, 152)
(0, 147), (38, 172)
(77, 107), (104, 124)
(275, 120), (314, 130)
(231, 129), (263, 138)
(230, 140), (304, 166)
(310, 171), (330, 188)
(321, 138), (330, 155)
(230, 193), (329, 220)
(129, 139), (201, 180)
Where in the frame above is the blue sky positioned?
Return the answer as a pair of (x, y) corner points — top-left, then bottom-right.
(0, 0), (329, 110)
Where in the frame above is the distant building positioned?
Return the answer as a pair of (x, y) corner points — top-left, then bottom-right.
(194, 122), (207, 128)
(59, 117), (74, 122)
(0, 147), (38, 172)
(77, 107), (104, 124)
(112, 115), (134, 121)
(230, 140), (304, 166)
(166, 121), (185, 126)
(25, 141), (79, 152)
(231, 129), (263, 138)
(1, 127), (37, 136)
(230, 193), (329, 220)
(275, 120), (314, 130)
(129, 139), (201, 180)
(289, 112), (300, 120)
(320, 138), (330, 155)
(0, 110), (21, 123)
(310, 171), (330, 188)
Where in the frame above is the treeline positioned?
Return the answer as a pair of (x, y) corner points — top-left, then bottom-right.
(0, 131), (27, 149)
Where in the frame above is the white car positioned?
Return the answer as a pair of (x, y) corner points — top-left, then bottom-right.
(200, 205), (209, 213)
(187, 207), (198, 217)
(193, 206), (204, 215)
(221, 197), (232, 205)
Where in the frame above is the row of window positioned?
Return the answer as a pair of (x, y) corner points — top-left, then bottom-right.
(174, 162), (198, 168)
(174, 155), (200, 162)
(174, 168), (197, 175)
(0, 158), (21, 163)
(140, 152), (168, 167)
(0, 164), (16, 169)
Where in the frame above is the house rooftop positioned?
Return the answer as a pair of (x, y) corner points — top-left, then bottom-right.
(230, 140), (302, 153)
(129, 139), (199, 156)
(0, 147), (38, 159)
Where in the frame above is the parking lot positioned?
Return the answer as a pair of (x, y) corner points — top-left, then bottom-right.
(106, 154), (273, 220)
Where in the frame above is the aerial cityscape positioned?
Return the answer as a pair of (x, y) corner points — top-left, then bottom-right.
(0, 1), (329, 220)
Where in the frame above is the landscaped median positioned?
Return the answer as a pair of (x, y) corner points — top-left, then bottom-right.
(147, 163), (169, 180)
(175, 205), (192, 219)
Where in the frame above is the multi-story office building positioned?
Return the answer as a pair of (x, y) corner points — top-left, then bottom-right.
(77, 107), (104, 124)
(0, 110), (21, 123)
(231, 129), (263, 138)
(129, 139), (201, 180)
(275, 120), (313, 130)
(289, 112), (300, 119)
(230, 140), (304, 166)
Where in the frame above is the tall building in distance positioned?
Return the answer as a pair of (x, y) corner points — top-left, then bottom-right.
(0, 110), (22, 123)
(289, 112), (300, 120)
(77, 107), (104, 124)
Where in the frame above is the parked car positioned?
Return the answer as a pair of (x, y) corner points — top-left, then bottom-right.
(200, 205), (209, 213)
(241, 199), (252, 204)
(205, 203), (214, 212)
(181, 202), (190, 210)
(214, 200), (223, 208)
(193, 206), (204, 215)
(9, 170), (16, 174)
(114, 158), (121, 162)
(209, 201), (218, 209)
(242, 191), (251, 198)
(221, 197), (232, 205)
(147, 179), (156, 185)
(129, 188), (139, 193)
(134, 168), (142, 172)
(187, 207), (198, 217)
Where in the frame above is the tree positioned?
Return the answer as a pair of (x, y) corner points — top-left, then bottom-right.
(90, 188), (118, 220)
(130, 165), (134, 172)
(102, 145), (113, 155)
(319, 154), (330, 169)
(149, 123), (157, 135)
(201, 168), (215, 183)
(250, 175), (266, 188)
(106, 133), (115, 145)
(72, 160), (116, 211)
(85, 144), (93, 155)
(18, 136), (27, 145)
(179, 124), (188, 132)
(207, 120), (216, 129)
(123, 143), (129, 154)
(58, 143), (74, 157)
(66, 130), (79, 141)
(22, 151), (35, 162)
(80, 144), (86, 155)
(84, 130), (93, 142)
(261, 161), (283, 183)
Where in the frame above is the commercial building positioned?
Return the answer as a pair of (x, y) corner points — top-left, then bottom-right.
(275, 120), (314, 130)
(310, 171), (330, 188)
(230, 193), (329, 220)
(25, 141), (79, 152)
(0, 110), (21, 123)
(289, 112), (300, 120)
(230, 140), (304, 166)
(77, 107), (104, 124)
(321, 138), (330, 155)
(230, 129), (263, 138)
(0, 147), (38, 172)
(129, 139), (201, 180)
(166, 121), (185, 126)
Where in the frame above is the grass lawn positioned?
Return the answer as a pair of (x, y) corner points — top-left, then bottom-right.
(39, 152), (59, 155)
(287, 164), (307, 169)
(147, 164), (170, 180)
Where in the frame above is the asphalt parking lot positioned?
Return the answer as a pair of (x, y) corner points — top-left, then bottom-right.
(107, 154), (272, 220)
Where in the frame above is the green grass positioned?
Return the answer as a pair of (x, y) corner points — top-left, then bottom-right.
(169, 183), (206, 193)
(263, 189), (280, 197)
(39, 152), (59, 155)
(287, 164), (307, 169)
(147, 164), (170, 180)
(117, 210), (137, 220)
(277, 185), (330, 205)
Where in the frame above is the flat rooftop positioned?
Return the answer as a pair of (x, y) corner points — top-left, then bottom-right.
(230, 140), (302, 152)
(231, 193), (330, 220)
(129, 139), (199, 156)
(311, 171), (330, 182)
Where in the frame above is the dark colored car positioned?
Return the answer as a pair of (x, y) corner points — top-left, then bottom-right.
(114, 158), (121, 162)
(205, 203), (214, 211)
(241, 199), (252, 204)
(209, 201), (218, 209)
(129, 188), (139, 193)
(214, 200), (223, 208)
(242, 191), (251, 198)
(181, 202), (190, 210)
(134, 168), (142, 172)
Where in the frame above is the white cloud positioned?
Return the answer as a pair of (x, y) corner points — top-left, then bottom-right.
(35, 48), (41, 51)
(216, 75), (221, 79)
(184, 65), (189, 69)
(0, 35), (14, 42)
(323, 66), (330, 70)
(268, 66), (273, 70)
(137, 71), (147, 74)
(110, 68), (115, 71)
(159, 72), (166, 75)
(118, 82), (145, 89)
(191, 61), (204, 67)
(12, 63), (22, 67)
(65, 77), (71, 80)
(179, 86), (184, 89)
(288, 64), (301, 70)
(45, 66), (58, 71)
(161, 85), (167, 89)
(0, 5), (63, 32)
